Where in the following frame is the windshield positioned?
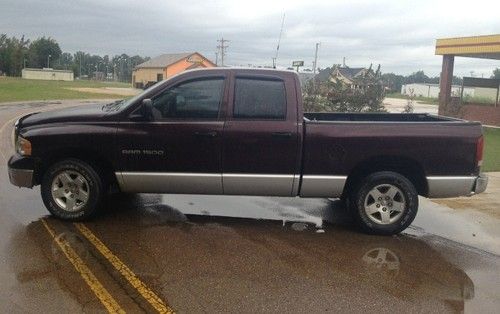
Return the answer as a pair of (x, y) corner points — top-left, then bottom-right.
(102, 80), (165, 112)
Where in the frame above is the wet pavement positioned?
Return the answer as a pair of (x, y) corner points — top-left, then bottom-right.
(1, 100), (499, 313)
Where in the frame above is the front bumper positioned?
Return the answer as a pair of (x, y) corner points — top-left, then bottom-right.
(8, 167), (34, 188)
(427, 174), (488, 198)
(7, 154), (37, 188)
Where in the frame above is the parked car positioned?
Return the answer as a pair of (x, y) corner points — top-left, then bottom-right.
(8, 68), (488, 234)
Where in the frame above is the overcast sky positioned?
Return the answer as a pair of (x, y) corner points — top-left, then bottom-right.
(1, 0), (499, 76)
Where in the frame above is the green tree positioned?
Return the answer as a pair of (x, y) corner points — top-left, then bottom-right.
(405, 70), (429, 84)
(56, 52), (73, 70)
(0, 34), (29, 76)
(28, 37), (62, 68)
(381, 72), (404, 92)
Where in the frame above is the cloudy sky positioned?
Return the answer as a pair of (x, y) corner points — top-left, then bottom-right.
(1, 0), (499, 76)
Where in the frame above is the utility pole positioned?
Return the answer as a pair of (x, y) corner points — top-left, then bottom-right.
(217, 37), (229, 67)
(215, 51), (219, 66)
(312, 42), (320, 74)
(342, 57), (346, 67)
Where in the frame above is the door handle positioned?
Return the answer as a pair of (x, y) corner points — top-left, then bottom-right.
(271, 132), (293, 138)
(194, 131), (218, 138)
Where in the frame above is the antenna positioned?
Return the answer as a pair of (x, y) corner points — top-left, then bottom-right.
(273, 13), (285, 68)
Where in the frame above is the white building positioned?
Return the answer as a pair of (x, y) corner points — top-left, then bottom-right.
(401, 83), (474, 98)
(22, 68), (74, 81)
(401, 83), (500, 102)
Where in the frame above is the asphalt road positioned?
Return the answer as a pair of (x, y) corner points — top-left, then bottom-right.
(1, 100), (499, 313)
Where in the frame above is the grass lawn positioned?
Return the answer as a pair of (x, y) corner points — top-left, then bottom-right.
(483, 127), (500, 172)
(385, 92), (438, 105)
(0, 76), (132, 103)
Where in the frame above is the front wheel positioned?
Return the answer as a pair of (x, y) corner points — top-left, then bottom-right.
(41, 159), (105, 221)
(349, 171), (418, 235)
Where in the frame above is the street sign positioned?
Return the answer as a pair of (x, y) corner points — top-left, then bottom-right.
(292, 61), (304, 67)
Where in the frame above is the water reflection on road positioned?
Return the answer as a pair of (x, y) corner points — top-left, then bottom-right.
(7, 193), (482, 313)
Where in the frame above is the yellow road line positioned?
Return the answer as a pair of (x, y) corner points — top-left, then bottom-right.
(41, 218), (125, 314)
(74, 223), (174, 314)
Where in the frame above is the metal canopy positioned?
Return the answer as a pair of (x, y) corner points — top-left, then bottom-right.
(436, 34), (500, 114)
(436, 34), (500, 60)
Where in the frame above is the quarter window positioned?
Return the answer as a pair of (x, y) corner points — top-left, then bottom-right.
(152, 78), (224, 119)
(234, 78), (286, 119)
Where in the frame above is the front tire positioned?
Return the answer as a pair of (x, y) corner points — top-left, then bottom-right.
(349, 171), (418, 235)
(41, 159), (105, 220)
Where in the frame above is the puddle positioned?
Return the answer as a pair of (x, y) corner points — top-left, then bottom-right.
(159, 194), (348, 230)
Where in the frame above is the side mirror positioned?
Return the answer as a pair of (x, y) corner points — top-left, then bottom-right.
(130, 98), (153, 121)
(141, 99), (153, 121)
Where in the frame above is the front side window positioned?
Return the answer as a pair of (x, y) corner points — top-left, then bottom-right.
(152, 78), (224, 119)
(234, 78), (286, 119)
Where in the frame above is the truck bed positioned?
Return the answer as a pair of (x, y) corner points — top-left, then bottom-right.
(304, 112), (459, 122)
(301, 112), (483, 189)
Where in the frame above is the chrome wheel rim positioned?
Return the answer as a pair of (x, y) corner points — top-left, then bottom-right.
(51, 170), (89, 212)
(364, 184), (406, 225)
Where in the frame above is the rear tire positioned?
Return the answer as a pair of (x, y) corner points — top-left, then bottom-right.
(349, 171), (418, 235)
(41, 159), (105, 221)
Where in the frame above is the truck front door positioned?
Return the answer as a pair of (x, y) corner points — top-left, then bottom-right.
(117, 75), (227, 194)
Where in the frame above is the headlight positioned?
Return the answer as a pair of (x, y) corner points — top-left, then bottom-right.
(16, 136), (32, 156)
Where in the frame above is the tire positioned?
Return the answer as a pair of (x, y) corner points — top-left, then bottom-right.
(349, 171), (418, 235)
(41, 158), (105, 221)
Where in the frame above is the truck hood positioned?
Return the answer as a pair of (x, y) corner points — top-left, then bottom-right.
(20, 103), (111, 128)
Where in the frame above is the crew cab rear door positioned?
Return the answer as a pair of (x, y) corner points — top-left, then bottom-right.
(222, 73), (300, 196)
(116, 73), (228, 194)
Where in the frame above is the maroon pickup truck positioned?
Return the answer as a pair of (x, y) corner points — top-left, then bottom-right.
(8, 68), (488, 234)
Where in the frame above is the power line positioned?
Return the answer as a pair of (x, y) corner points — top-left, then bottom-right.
(217, 37), (229, 67)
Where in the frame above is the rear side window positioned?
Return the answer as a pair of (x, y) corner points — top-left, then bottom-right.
(234, 78), (286, 119)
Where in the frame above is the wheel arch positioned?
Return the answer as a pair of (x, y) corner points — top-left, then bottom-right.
(36, 148), (117, 189)
(342, 155), (428, 198)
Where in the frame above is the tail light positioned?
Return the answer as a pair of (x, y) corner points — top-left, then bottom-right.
(476, 136), (484, 167)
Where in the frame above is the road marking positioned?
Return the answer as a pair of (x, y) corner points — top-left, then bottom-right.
(74, 223), (175, 314)
(41, 218), (125, 314)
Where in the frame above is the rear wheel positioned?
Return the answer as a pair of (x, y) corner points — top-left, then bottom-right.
(349, 171), (418, 235)
(41, 159), (105, 220)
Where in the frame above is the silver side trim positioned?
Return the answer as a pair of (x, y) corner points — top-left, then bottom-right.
(426, 176), (476, 198)
(117, 172), (222, 194)
(300, 175), (347, 197)
(222, 173), (294, 196)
